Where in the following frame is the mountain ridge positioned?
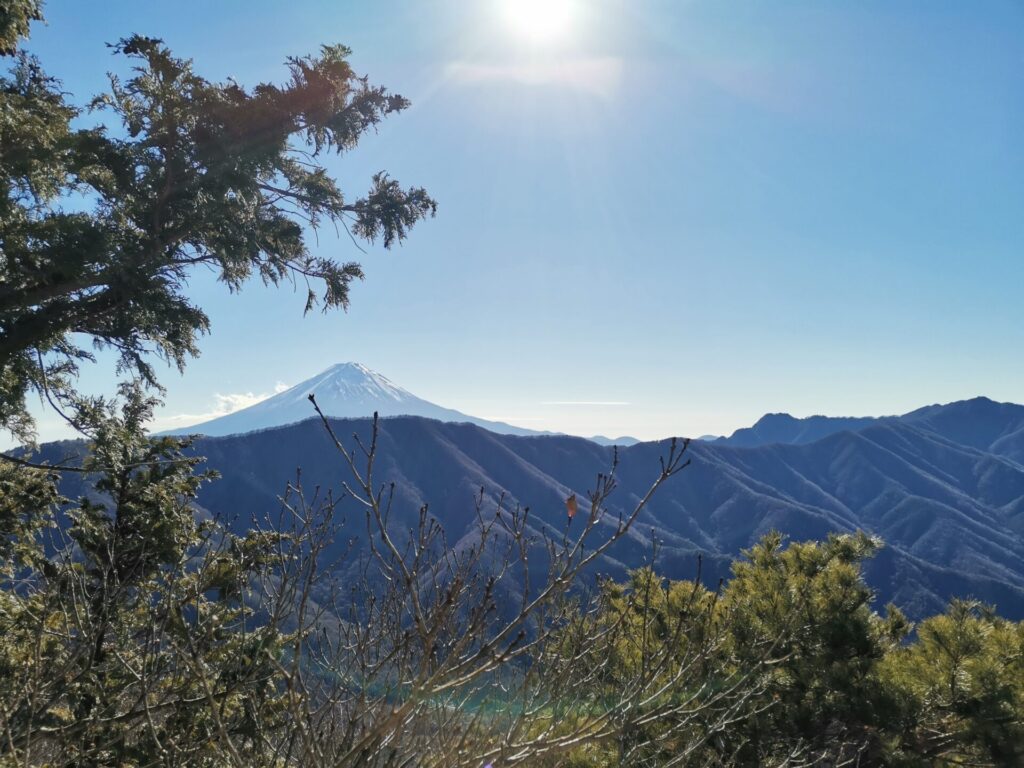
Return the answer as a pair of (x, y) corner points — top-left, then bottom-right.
(162, 362), (639, 446)
(146, 394), (1024, 620)
(57, 391), (1024, 619)
(715, 396), (1024, 456)
(179, 412), (1024, 619)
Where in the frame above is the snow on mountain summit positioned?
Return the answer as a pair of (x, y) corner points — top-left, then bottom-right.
(162, 363), (542, 439)
(271, 363), (414, 408)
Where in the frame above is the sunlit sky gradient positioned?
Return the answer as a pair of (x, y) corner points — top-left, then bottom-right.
(19, 0), (1024, 443)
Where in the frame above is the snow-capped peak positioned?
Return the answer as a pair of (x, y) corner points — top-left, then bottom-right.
(163, 363), (536, 439)
(296, 362), (412, 404)
(161, 362), (635, 444)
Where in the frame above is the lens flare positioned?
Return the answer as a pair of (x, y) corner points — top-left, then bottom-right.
(500, 0), (575, 44)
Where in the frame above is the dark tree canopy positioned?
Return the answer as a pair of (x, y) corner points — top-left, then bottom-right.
(0, 0), (42, 55)
(0, 13), (435, 443)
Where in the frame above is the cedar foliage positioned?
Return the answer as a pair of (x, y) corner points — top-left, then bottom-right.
(0, 7), (435, 446)
(1, 6), (1022, 767)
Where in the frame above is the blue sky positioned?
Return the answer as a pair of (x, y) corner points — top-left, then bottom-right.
(19, 0), (1024, 442)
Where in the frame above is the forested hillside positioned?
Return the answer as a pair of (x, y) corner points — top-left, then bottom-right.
(167, 405), (1024, 620)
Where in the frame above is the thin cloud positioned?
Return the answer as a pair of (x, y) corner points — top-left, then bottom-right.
(152, 384), (291, 431)
(542, 401), (631, 406)
(446, 57), (623, 97)
(478, 415), (548, 422)
(210, 392), (267, 414)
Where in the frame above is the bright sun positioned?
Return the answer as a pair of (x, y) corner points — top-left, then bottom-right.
(500, 0), (575, 44)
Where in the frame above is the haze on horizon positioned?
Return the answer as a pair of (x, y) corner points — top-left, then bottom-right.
(16, 0), (1024, 446)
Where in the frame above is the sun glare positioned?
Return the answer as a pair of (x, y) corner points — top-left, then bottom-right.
(500, 0), (575, 45)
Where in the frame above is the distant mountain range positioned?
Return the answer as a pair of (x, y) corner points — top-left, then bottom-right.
(134, 394), (1024, 621)
(44, 378), (1024, 621)
(162, 362), (639, 446)
(714, 397), (1024, 463)
(715, 413), (882, 448)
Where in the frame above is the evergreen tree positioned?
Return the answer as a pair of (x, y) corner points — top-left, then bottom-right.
(879, 600), (1024, 765)
(0, 5), (435, 445)
(720, 532), (911, 764)
(4, 6), (1024, 767)
(0, 387), (300, 765)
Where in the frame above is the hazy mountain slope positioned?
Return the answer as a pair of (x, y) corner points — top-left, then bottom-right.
(181, 414), (1024, 620)
(41, 396), (1024, 620)
(901, 397), (1024, 462)
(716, 397), (1024, 458)
(717, 413), (883, 448)
(160, 362), (549, 438)
(162, 362), (638, 445)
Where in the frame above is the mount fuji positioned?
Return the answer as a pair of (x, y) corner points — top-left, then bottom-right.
(163, 363), (638, 444)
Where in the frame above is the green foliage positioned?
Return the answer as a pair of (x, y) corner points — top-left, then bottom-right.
(537, 568), (731, 765)
(0, 0), (41, 55)
(0, 385), (299, 765)
(2, 6), (1022, 767)
(0, 459), (57, 570)
(0, 7), (435, 444)
(880, 600), (1024, 765)
(556, 534), (1024, 767)
(720, 532), (910, 763)
(0, 6), (432, 764)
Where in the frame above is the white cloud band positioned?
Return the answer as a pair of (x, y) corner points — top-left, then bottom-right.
(446, 57), (623, 97)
